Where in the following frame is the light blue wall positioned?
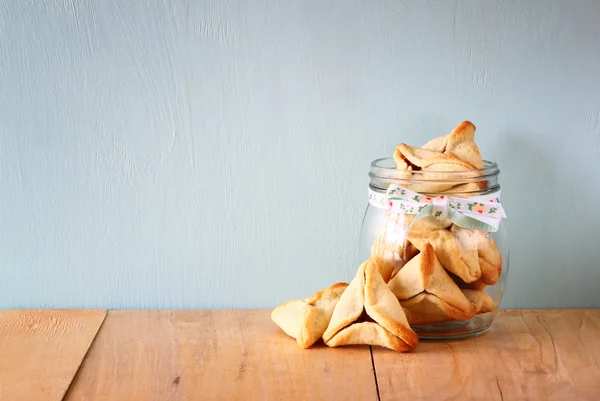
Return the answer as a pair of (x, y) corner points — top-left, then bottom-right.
(1, 1), (599, 309)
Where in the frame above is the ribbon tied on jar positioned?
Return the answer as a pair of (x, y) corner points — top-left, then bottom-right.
(368, 184), (507, 234)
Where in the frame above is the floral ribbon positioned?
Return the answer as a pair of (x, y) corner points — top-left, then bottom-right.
(368, 184), (506, 232)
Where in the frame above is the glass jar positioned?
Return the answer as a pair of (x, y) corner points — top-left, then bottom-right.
(358, 157), (508, 339)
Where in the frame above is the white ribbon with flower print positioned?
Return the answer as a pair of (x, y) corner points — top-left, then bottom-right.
(368, 184), (506, 233)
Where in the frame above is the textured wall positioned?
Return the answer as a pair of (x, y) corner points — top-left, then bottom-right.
(1, 1), (599, 309)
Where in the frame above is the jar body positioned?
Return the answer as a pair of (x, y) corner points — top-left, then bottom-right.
(359, 158), (509, 339)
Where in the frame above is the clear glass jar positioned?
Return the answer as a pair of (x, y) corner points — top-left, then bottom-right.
(358, 157), (508, 339)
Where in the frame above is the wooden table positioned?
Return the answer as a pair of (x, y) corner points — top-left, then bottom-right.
(1, 310), (599, 400)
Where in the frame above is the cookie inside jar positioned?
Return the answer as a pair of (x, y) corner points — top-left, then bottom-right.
(272, 120), (508, 349)
(361, 120), (508, 339)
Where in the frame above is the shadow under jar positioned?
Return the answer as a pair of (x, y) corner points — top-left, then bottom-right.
(359, 157), (508, 339)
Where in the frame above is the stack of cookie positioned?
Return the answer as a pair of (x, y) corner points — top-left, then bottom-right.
(371, 121), (502, 326)
(272, 121), (502, 352)
(272, 260), (420, 352)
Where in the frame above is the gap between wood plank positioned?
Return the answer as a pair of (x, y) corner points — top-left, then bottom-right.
(61, 310), (109, 401)
(369, 346), (381, 401)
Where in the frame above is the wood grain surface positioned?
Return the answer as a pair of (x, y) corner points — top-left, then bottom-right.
(64, 310), (378, 401)
(0, 309), (107, 401)
(5, 309), (598, 400)
(371, 310), (600, 401)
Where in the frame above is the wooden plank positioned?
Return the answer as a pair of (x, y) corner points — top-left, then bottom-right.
(371, 310), (600, 400)
(0, 309), (107, 401)
(64, 310), (378, 401)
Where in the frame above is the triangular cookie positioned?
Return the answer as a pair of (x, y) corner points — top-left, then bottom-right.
(370, 231), (420, 282)
(478, 237), (502, 285)
(323, 260), (419, 352)
(271, 282), (348, 348)
(445, 121), (484, 169)
(399, 293), (475, 325)
(462, 289), (496, 313)
(450, 225), (483, 278)
(395, 144), (476, 171)
(369, 210), (415, 282)
(389, 241), (420, 280)
(422, 133), (448, 152)
(388, 243), (475, 314)
(423, 121), (484, 169)
(393, 144), (477, 193)
(370, 235), (404, 283)
(446, 230), (503, 287)
(407, 227), (481, 283)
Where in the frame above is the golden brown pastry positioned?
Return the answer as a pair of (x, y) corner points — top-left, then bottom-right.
(446, 121), (485, 169)
(388, 243), (476, 320)
(450, 225), (483, 276)
(388, 241), (420, 280)
(443, 182), (485, 197)
(444, 228), (502, 286)
(393, 144), (477, 193)
(462, 289), (496, 313)
(421, 132), (448, 152)
(420, 121), (487, 193)
(323, 260), (419, 352)
(478, 237), (503, 285)
(370, 234), (404, 283)
(459, 278), (489, 291)
(404, 214), (452, 232)
(369, 210), (414, 282)
(423, 121), (484, 169)
(407, 227), (481, 283)
(399, 293), (475, 325)
(271, 282), (348, 348)
(403, 241), (420, 263)
(394, 144), (477, 171)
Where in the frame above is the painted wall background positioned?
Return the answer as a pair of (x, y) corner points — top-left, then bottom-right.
(1, 1), (599, 309)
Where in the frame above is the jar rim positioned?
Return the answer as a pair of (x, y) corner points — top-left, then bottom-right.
(368, 157), (500, 195)
(369, 157), (499, 181)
